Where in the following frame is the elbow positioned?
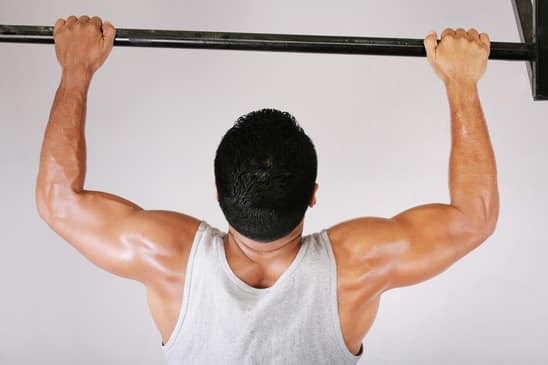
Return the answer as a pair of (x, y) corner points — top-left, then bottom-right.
(466, 186), (500, 241)
(35, 181), (48, 218)
(480, 190), (500, 239)
(476, 214), (498, 242)
(473, 199), (499, 242)
(456, 197), (499, 244)
(35, 186), (53, 221)
(35, 183), (81, 222)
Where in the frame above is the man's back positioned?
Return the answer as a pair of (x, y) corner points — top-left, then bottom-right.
(36, 16), (498, 364)
(159, 221), (364, 364)
(142, 208), (493, 361)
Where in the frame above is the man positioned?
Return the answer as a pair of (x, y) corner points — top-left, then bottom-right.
(35, 15), (498, 364)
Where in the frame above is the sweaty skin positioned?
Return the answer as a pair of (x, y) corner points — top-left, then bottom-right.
(36, 16), (499, 356)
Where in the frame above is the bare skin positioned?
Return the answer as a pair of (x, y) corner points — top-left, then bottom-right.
(36, 16), (499, 357)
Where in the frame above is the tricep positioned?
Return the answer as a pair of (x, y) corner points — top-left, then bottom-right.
(330, 203), (494, 292)
(36, 189), (200, 285)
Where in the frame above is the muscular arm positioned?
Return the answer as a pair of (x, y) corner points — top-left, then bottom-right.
(329, 28), (499, 290)
(35, 16), (200, 285)
(387, 80), (498, 287)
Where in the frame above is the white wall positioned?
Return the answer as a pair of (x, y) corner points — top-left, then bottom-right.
(1, 1), (547, 364)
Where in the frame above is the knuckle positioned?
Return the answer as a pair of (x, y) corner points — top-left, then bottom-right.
(442, 29), (453, 36)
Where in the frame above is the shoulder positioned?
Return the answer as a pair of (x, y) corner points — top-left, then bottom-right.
(131, 211), (204, 286)
(129, 210), (203, 253)
(325, 216), (404, 268)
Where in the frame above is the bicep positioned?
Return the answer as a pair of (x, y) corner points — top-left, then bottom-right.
(40, 190), (201, 284)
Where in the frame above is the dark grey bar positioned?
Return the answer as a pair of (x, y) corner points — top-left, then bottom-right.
(0, 24), (532, 61)
(512, 0), (548, 100)
(533, 0), (548, 100)
(512, 0), (534, 45)
(512, 0), (535, 96)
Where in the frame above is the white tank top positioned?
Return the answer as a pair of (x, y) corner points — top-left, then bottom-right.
(161, 220), (363, 364)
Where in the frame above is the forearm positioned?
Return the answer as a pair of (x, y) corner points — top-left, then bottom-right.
(36, 70), (92, 216)
(446, 81), (499, 235)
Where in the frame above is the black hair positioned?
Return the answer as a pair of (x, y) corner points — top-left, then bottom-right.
(214, 108), (318, 242)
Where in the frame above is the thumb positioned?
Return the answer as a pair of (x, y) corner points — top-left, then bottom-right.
(101, 21), (116, 48)
(424, 31), (438, 64)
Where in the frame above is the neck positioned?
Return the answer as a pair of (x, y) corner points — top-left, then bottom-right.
(223, 221), (304, 287)
(226, 221), (304, 263)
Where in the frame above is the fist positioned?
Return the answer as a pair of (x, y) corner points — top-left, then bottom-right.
(424, 28), (490, 86)
(53, 15), (116, 75)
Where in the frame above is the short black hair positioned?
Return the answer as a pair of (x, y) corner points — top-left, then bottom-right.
(214, 108), (318, 242)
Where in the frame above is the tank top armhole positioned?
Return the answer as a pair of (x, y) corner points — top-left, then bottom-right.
(320, 229), (364, 362)
(161, 220), (208, 352)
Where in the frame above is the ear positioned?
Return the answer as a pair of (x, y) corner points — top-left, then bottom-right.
(309, 183), (319, 208)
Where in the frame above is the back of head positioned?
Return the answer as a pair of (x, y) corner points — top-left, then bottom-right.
(214, 108), (318, 242)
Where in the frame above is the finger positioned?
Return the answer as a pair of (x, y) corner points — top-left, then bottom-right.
(66, 16), (77, 28)
(441, 28), (455, 39)
(467, 28), (480, 40)
(424, 31), (438, 62)
(90, 16), (103, 29)
(78, 15), (90, 23)
(479, 32), (491, 47)
(455, 28), (466, 38)
(53, 18), (65, 35)
(101, 21), (116, 46)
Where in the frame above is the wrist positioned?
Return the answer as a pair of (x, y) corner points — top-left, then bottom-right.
(445, 80), (479, 104)
(445, 79), (478, 95)
(60, 67), (93, 94)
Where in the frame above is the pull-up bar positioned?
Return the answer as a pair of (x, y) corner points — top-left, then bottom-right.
(0, 24), (531, 61)
(0, 0), (546, 100)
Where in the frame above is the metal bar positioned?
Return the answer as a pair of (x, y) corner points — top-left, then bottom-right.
(512, 0), (534, 96)
(533, 0), (548, 100)
(512, 0), (548, 100)
(0, 24), (532, 61)
(512, 0), (534, 44)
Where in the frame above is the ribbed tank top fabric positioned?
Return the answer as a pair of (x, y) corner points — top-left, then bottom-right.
(161, 220), (363, 364)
